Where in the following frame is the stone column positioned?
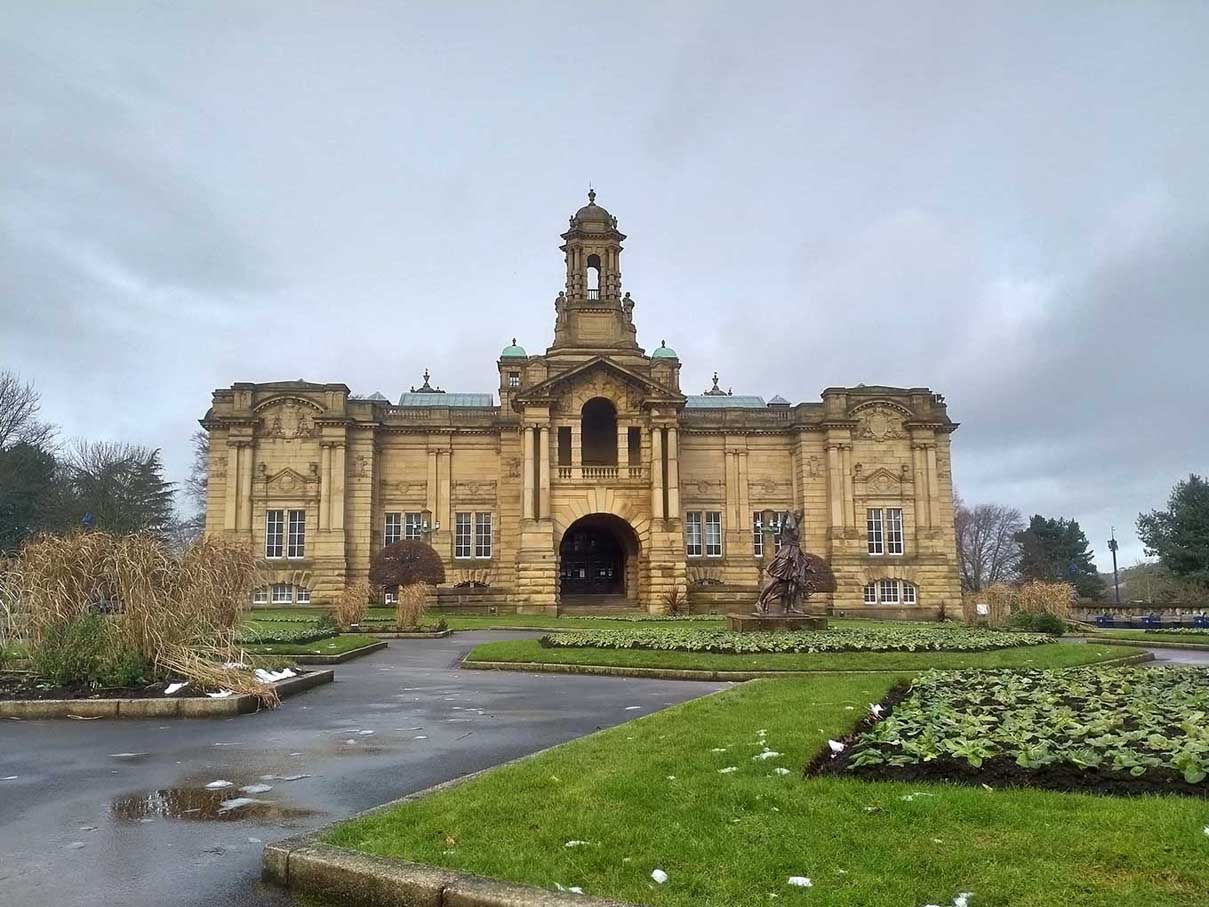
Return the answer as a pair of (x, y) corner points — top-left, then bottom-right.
(616, 421), (627, 471)
(237, 443), (253, 533)
(331, 442), (346, 531)
(224, 441), (240, 530)
(841, 443), (854, 529)
(665, 427), (680, 519)
(911, 442), (930, 530)
(538, 426), (551, 520)
(736, 448), (749, 528)
(650, 427), (665, 520)
(441, 449), (453, 535)
(426, 448), (439, 523)
(522, 426), (535, 520)
(571, 422), (582, 472)
(925, 442), (941, 529)
(826, 442), (844, 529)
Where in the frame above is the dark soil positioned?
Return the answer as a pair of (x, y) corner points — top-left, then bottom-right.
(0, 672), (300, 701)
(806, 682), (1209, 798)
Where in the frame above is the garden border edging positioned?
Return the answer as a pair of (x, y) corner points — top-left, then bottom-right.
(460, 649), (1153, 681)
(0, 669), (333, 719)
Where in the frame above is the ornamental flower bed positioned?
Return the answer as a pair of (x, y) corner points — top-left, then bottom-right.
(538, 625), (1054, 655)
(814, 666), (1209, 797)
(235, 625), (338, 645)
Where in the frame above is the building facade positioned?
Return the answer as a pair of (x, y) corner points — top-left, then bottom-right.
(201, 193), (961, 617)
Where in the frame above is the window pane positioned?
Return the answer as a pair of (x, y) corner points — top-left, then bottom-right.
(265, 510), (284, 558)
(705, 512), (722, 557)
(271, 582), (292, 603)
(879, 578), (899, 603)
(455, 512), (472, 558)
(685, 512), (702, 557)
(866, 508), (883, 555)
(903, 582), (916, 604)
(287, 510), (306, 558)
(404, 512), (423, 540)
(886, 508), (904, 555)
(752, 511), (763, 557)
(252, 588), (268, 604)
(296, 588), (310, 604)
(864, 583), (877, 604)
(385, 512), (402, 546)
(475, 512), (493, 558)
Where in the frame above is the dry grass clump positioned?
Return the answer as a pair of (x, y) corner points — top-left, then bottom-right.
(334, 580), (372, 631)
(963, 581), (1074, 625)
(396, 582), (432, 630)
(9, 532), (274, 701)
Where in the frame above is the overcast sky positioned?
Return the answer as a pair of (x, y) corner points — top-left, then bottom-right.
(3, 2), (1206, 567)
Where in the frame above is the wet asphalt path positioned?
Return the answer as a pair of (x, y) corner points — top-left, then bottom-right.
(0, 631), (725, 907)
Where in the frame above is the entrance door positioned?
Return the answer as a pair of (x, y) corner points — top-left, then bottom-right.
(559, 526), (624, 596)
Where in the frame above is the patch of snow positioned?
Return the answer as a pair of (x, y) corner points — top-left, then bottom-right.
(651, 869), (668, 884)
(954, 893), (973, 907)
(870, 703), (884, 718)
(108, 752), (147, 758)
(827, 740), (845, 754)
(254, 668), (297, 684)
(65, 841), (86, 850)
(218, 797), (264, 813)
(787, 876), (812, 887)
(206, 690), (234, 699)
(205, 780), (234, 790)
(718, 766), (738, 774)
(240, 783), (273, 794)
(772, 768), (791, 776)
(753, 750), (782, 761)
(711, 747), (728, 753)
(1, 776), (18, 781)
(164, 682), (189, 696)
(624, 706), (642, 711)
(564, 840), (590, 848)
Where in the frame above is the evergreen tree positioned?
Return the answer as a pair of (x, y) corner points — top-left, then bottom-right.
(1137, 474), (1209, 586)
(0, 441), (59, 554)
(1015, 514), (1105, 600)
(64, 441), (176, 537)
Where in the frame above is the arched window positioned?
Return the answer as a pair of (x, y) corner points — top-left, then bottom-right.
(581, 397), (617, 465)
(586, 254), (601, 298)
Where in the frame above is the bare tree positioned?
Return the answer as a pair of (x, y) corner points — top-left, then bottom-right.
(0, 370), (54, 450)
(955, 496), (1025, 592)
(173, 429), (211, 547)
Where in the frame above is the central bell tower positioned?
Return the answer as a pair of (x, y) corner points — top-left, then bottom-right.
(550, 190), (641, 354)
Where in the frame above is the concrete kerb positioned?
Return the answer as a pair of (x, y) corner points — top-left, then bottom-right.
(1074, 634), (1209, 652)
(460, 649), (1154, 681)
(287, 641), (389, 664)
(366, 629), (454, 639)
(261, 689), (737, 907)
(0, 668), (334, 720)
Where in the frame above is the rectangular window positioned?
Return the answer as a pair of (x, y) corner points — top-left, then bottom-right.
(886, 508), (904, 555)
(752, 511), (764, 557)
(879, 578), (899, 604)
(864, 583), (878, 604)
(685, 511), (703, 557)
(404, 511), (424, 540)
(296, 587), (311, 604)
(475, 512), (493, 559)
(271, 582), (292, 604)
(866, 508), (884, 555)
(454, 512), (472, 559)
(384, 512), (402, 546)
(627, 426), (642, 465)
(265, 510), (284, 558)
(902, 582), (916, 604)
(508, 371), (520, 388)
(252, 588), (268, 605)
(705, 511), (722, 557)
(558, 427), (572, 466)
(287, 510), (306, 558)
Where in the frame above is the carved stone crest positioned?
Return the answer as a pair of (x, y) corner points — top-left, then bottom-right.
(261, 399), (320, 440)
(857, 405), (905, 443)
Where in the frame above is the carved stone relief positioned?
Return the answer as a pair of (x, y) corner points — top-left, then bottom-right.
(260, 399), (321, 441)
(856, 404), (906, 442)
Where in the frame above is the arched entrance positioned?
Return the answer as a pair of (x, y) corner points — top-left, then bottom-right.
(559, 513), (639, 601)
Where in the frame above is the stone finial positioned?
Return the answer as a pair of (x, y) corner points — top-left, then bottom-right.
(588, 187), (596, 205)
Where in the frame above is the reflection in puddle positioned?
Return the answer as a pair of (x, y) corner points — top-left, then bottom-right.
(110, 787), (314, 822)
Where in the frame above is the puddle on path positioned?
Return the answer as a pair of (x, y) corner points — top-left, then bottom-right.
(110, 787), (315, 822)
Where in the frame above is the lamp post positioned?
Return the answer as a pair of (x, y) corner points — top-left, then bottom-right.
(420, 509), (439, 542)
(1108, 529), (1120, 604)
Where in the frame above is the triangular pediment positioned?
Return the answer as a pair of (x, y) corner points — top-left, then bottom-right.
(855, 465), (911, 493)
(513, 357), (685, 411)
(266, 466), (315, 493)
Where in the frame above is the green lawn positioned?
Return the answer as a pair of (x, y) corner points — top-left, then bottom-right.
(327, 673), (1208, 906)
(464, 639), (1142, 673)
(241, 633), (378, 657)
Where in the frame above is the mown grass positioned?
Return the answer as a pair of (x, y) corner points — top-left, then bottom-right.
(327, 673), (1209, 906)
(240, 633), (378, 657)
(464, 639), (1142, 673)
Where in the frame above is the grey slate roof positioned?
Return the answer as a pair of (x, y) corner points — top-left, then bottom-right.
(683, 395), (768, 409)
(397, 392), (495, 407)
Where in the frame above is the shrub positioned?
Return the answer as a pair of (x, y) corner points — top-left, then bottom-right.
(396, 582), (432, 629)
(369, 540), (446, 590)
(1008, 610), (1067, 636)
(664, 587), (687, 616)
(11, 532), (271, 699)
(333, 580), (372, 631)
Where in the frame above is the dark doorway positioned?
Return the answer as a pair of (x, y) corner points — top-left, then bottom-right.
(559, 514), (636, 598)
(580, 397), (617, 465)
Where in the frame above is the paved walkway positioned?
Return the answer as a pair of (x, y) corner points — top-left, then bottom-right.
(0, 631), (724, 907)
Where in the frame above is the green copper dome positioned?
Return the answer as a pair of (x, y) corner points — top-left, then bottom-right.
(500, 338), (527, 359)
(652, 339), (678, 359)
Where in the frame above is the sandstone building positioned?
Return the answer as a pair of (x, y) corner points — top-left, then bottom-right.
(201, 193), (961, 617)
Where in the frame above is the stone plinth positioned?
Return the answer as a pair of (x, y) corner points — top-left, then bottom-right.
(726, 613), (828, 633)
